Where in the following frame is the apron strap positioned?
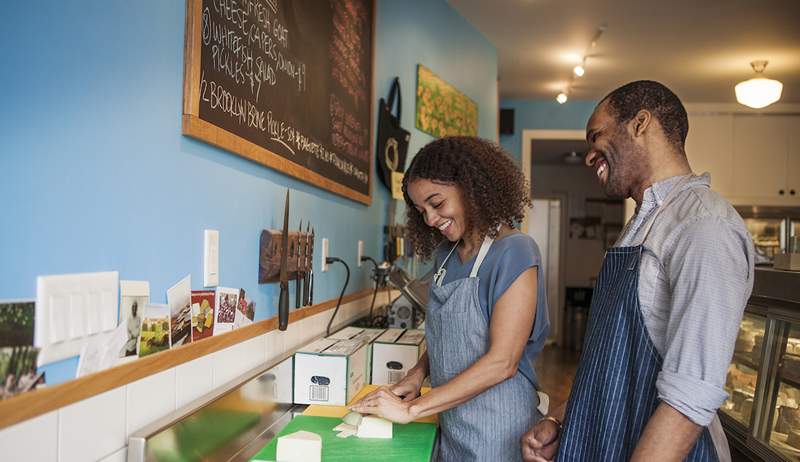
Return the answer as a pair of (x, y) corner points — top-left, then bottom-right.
(433, 240), (460, 287)
(469, 234), (495, 278)
(636, 174), (693, 246)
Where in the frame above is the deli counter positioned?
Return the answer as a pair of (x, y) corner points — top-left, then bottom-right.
(722, 267), (800, 461)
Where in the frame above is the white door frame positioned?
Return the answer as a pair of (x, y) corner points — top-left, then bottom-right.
(521, 129), (585, 347)
(520, 129), (586, 234)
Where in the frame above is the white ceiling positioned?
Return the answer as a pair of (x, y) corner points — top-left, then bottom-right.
(448, 0), (800, 103)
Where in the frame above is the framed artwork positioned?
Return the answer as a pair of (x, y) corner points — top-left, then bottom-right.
(415, 64), (478, 138)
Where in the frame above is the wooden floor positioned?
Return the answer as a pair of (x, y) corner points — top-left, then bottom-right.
(535, 344), (582, 411)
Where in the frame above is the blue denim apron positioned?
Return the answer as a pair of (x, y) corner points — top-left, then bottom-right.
(558, 178), (718, 461)
(427, 235), (541, 462)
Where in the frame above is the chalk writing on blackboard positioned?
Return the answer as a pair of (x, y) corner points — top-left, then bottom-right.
(183, 0), (374, 202)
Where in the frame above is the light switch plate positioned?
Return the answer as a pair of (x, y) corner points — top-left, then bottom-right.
(357, 240), (364, 267)
(321, 238), (329, 272)
(204, 229), (219, 287)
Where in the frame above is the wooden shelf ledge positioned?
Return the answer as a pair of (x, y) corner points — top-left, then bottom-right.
(0, 287), (379, 430)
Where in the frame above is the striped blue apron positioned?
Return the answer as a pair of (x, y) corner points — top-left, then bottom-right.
(427, 235), (541, 462)
(557, 178), (718, 461)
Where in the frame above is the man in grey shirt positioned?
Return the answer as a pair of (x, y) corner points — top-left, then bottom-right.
(522, 81), (754, 462)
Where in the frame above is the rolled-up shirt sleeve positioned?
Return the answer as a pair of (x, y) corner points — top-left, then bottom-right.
(655, 215), (753, 426)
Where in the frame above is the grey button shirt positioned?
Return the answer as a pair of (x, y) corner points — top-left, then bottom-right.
(616, 173), (755, 428)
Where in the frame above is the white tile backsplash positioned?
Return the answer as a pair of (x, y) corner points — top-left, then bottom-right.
(240, 334), (268, 371)
(126, 369), (176, 438)
(176, 355), (215, 408)
(0, 411), (57, 462)
(264, 330), (285, 363)
(98, 447), (127, 462)
(6, 292), (379, 461)
(212, 343), (244, 387)
(59, 386), (126, 462)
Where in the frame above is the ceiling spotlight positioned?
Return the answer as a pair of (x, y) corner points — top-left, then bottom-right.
(573, 65), (585, 77)
(735, 60), (783, 109)
(556, 92), (568, 104)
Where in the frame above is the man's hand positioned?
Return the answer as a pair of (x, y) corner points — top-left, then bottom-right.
(521, 418), (560, 462)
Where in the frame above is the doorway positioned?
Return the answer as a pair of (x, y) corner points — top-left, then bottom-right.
(520, 130), (624, 347)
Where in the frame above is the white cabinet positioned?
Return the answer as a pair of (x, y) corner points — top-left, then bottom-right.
(732, 115), (790, 199)
(685, 114), (734, 197)
(686, 112), (799, 205)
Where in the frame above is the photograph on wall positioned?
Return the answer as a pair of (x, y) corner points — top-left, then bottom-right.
(415, 64), (478, 138)
(0, 301), (43, 399)
(191, 290), (216, 342)
(167, 275), (192, 347)
(214, 287), (240, 335)
(119, 281), (150, 357)
(233, 289), (255, 329)
(138, 304), (171, 357)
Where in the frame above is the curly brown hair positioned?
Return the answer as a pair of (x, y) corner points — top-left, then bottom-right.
(401, 136), (531, 260)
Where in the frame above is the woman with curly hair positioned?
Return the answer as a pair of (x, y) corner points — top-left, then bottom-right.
(351, 136), (550, 461)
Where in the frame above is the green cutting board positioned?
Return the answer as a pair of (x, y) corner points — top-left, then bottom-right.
(250, 415), (437, 462)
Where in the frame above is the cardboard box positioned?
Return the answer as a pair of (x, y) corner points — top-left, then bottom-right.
(371, 329), (426, 386)
(328, 326), (386, 383)
(293, 337), (369, 406)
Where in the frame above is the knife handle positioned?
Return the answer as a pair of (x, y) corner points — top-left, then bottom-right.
(308, 271), (314, 306)
(302, 272), (310, 306)
(278, 283), (289, 330)
(295, 273), (302, 309)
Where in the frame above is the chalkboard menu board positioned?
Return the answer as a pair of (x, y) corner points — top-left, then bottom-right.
(182, 0), (374, 204)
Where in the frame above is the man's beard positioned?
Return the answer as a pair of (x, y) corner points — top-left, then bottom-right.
(602, 133), (645, 200)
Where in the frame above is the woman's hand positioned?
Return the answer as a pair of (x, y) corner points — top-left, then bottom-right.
(349, 387), (418, 424)
(389, 368), (425, 401)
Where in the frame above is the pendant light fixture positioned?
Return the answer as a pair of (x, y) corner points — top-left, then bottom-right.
(735, 60), (783, 109)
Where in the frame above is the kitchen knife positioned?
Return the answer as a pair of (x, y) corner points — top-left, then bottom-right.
(308, 226), (314, 306)
(278, 189), (290, 330)
(302, 221), (311, 306)
(296, 220), (302, 309)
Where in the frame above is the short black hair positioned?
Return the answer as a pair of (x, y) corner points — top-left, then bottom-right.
(600, 80), (688, 151)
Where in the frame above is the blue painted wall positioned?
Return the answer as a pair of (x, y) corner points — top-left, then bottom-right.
(499, 99), (597, 162)
(0, 0), (497, 382)
(375, 0), (498, 229)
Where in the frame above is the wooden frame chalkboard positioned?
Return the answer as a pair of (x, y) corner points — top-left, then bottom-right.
(182, 0), (375, 204)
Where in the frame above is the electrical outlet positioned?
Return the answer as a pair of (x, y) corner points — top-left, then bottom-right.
(357, 240), (364, 267)
(321, 238), (329, 272)
(204, 229), (219, 287)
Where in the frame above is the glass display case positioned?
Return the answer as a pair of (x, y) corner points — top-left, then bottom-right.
(722, 312), (766, 427)
(721, 268), (800, 462)
(736, 207), (800, 265)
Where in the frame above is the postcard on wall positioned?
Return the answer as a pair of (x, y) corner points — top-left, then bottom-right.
(0, 300), (35, 347)
(191, 290), (216, 342)
(233, 289), (255, 329)
(138, 304), (171, 358)
(0, 345), (43, 400)
(0, 300), (41, 399)
(77, 322), (128, 378)
(167, 275), (192, 347)
(119, 281), (150, 357)
(214, 287), (239, 335)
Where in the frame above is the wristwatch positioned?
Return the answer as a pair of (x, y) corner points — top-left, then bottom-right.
(541, 416), (563, 435)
